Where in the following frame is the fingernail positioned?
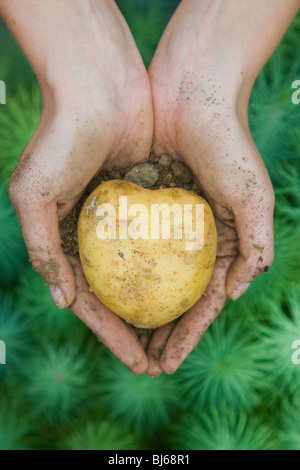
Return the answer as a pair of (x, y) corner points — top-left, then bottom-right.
(230, 282), (250, 301)
(49, 285), (67, 309)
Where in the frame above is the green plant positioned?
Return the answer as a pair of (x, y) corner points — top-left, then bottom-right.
(61, 419), (141, 450)
(256, 286), (300, 401)
(0, 1), (299, 452)
(279, 393), (300, 450)
(16, 265), (86, 342)
(96, 351), (181, 436)
(172, 406), (278, 450)
(0, 180), (28, 287)
(0, 398), (32, 450)
(0, 18), (37, 94)
(21, 342), (92, 423)
(117, 0), (169, 67)
(0, 290), (33, 380)
(0, 86), (42, 180)
(177, 310), (267, 411)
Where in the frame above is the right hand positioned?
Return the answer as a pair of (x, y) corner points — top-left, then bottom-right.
(8, 0), (153, 374)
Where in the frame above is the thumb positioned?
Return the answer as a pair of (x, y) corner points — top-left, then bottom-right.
(10, 189), (76, 308)
(225, 192), (275, 300)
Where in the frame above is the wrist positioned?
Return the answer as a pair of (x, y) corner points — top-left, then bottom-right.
(164, 0), (300, 108)
(1, 0), (144, 107)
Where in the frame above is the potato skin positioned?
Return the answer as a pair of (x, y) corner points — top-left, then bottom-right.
(78, 180), (217, 329)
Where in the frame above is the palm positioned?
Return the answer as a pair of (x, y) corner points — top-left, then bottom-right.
(9, 24), (153, 374)
(145, 23), (274, 375)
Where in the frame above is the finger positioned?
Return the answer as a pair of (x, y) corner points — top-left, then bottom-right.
(68, 256), (148, 375)
(226, 188), (275, 301)
(139, 334), (150, 350)
(145, 322), (177, 377)
(159, 256), (233, 374)
(9, 187), (76, 308)
(134, 328), (154, 352)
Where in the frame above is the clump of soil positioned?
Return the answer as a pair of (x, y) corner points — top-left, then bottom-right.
(59, 153), (202, 258)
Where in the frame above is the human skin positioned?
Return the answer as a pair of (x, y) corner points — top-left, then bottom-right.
(0, 0), (153, 374)
(145, 0), (300, 375)
(2, 0), (300, 376)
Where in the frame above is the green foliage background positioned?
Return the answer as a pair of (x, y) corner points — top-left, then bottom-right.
(0, 0), (300, 450)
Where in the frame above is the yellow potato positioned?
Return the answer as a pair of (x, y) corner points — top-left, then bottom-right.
(77, 180), (217, 328)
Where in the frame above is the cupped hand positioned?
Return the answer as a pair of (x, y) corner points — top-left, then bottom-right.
(146, 1), (275, 375)
(8, 1), (153, 374)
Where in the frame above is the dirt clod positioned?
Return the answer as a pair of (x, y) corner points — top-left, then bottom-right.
(124, 163), (159, 187)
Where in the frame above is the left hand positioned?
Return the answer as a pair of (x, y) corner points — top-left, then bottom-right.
(145, 0), (275, 375)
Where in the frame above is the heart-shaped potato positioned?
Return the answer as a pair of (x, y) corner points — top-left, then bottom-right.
(78, 180), (217, 328)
